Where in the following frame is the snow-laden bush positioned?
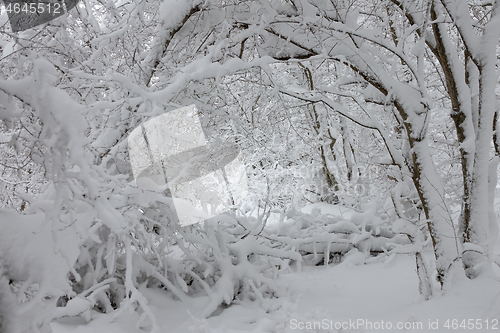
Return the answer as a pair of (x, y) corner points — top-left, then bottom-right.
(263, 203), (410, 266)
(48, 198), (409, 331)
(0, 210), (87, 333)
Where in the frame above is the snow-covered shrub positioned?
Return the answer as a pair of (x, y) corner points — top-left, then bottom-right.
(0, 210), (86, 332)
(263, 203), (410, 267)
(52, 197), (408, 328)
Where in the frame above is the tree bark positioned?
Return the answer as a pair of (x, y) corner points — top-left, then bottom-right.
(409, 137), (460, 285)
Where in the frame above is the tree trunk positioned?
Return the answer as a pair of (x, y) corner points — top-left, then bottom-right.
(409, 137), (460, 286)
(463, 62), (499, 278)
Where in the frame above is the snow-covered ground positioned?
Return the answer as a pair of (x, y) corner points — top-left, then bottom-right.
(48, 201), (500, 333)
(51, 252), (500, 333)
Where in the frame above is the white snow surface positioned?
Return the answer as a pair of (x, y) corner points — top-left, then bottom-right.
(51, 253), (500, 333)
(49, 201), (500, 333)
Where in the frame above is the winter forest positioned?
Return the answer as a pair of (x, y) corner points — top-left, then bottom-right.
(1, 0), (500, 332)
